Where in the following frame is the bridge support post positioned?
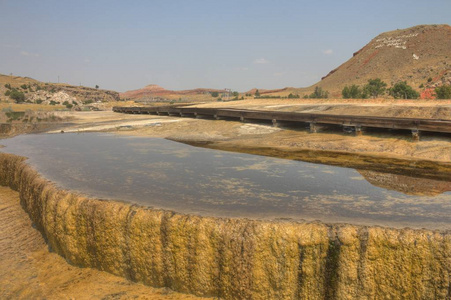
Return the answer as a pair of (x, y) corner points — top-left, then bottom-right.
(214, 114), (221, 120)
(355, 125), (363, 136)
(272, 119), (278, 127)
(240, 116), (245, 122)
(309, 122), (317, 133)
(411, 129), (420, 142)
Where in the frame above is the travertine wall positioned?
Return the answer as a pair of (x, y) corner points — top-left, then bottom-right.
(1, 153), (450, 299)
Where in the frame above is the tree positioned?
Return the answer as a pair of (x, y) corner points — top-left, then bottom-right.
(342, 84), (366, 99)
(388, 81), (419, 99)
(308, 86), (329, 99)
(9, 90), (25, 103)
(95, 85), (99, 89)
(211, 91), (219, 97)
(255, 89), (260, 97)
(232, 91), (239, 97)
(435, 85), (451, 99)
(363, 78), (387, 98)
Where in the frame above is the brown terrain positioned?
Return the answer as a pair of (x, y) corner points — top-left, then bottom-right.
(120, 84), (225, 102)
(307, 24), (451, 97)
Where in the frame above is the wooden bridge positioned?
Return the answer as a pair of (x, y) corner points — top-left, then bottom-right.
(113, 106), (451, 140)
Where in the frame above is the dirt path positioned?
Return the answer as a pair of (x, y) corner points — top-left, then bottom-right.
(0, 186), (206, 300)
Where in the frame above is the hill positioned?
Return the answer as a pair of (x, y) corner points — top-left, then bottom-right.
(311, 24), (451, 98)
(120, 84), (226, 102)
(0, 74), (120, 109)
(261, 24), (450, 99)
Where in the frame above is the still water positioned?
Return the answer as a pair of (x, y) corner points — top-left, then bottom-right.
(1, 133), (450, 229)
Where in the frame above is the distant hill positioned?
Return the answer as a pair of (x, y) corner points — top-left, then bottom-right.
(310, 24), (451, 98)
(0, 74), (120, 109)
(120, 84), (226, 102)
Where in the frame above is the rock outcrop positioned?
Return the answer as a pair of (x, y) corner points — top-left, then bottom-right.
(0, 153), (450, 299)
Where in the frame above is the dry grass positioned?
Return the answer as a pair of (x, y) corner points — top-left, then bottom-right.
(0, 102), (65, 111)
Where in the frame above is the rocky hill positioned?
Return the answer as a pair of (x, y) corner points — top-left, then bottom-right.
(0, 74), (120, 109)
(310, 24), (451, 98)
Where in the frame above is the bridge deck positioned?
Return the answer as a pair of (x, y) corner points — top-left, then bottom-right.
(112, 106), (451, 135)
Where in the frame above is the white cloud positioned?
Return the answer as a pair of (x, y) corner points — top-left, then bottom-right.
(20, 51), (40, 57)
(322, 49), (333, 55)
(253, 58), (269, 64)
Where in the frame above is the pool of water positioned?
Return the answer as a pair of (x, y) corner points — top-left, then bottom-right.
(1, 133), (450, 229)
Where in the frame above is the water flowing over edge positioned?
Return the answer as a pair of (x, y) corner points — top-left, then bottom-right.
(0, 153), (450, 299)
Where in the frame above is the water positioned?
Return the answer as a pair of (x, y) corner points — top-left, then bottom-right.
(1, 133), (450, 229)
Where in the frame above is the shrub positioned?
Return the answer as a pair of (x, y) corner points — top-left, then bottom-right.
(20, 84), (28, 90)
(83, 99), (94, 104)
(342, 85), (366, 99)
(428, 77), (433, 82)
(9, 90), (26, 103)
(287, 93), (300, 99)
(308, 86), (329, 99)
(363, 78), (387, 98)
(36, 99), (43, 104)
(65, 103), (73, 109)
(388, 81), (419, 99)
(211, 91), (219, 97)
(435, 85), (451, 99)
(4, 84), (11, 89)
(49, 100), (57, 105)
(4, 90), (11, 96)
(232, 91), (239, 97)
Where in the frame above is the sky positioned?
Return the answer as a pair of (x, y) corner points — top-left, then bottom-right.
(1, 0), (450, 92)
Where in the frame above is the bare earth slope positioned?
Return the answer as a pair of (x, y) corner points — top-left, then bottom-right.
(312, 24), (451, 97)
(120, 84), (224, 102)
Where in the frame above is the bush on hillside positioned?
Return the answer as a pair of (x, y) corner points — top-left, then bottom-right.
(308, 87), (329, 99)
(435, 85), (451, 99)
(9, 90), (26, 103)
(342, 84), (367, 99)
(363, 78), (387, 98)
(388, 81), (419, 99)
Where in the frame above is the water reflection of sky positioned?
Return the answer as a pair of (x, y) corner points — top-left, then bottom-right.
(1, 133), (450, 230)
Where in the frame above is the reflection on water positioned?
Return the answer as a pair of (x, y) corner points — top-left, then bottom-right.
(1, 133), (450, 229)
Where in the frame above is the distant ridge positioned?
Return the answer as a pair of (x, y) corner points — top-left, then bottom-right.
(120, 85), (224, 101)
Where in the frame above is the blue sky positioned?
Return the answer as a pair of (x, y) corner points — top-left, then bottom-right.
(1, 0), (450, 92)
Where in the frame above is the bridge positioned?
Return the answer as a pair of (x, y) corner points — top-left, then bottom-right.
(113, 106), (451, 141)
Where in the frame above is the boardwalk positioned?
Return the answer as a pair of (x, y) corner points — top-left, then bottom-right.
(113, 106), (451, 140)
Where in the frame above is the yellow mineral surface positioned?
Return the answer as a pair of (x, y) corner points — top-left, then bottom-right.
(0, 153), (450, 299)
